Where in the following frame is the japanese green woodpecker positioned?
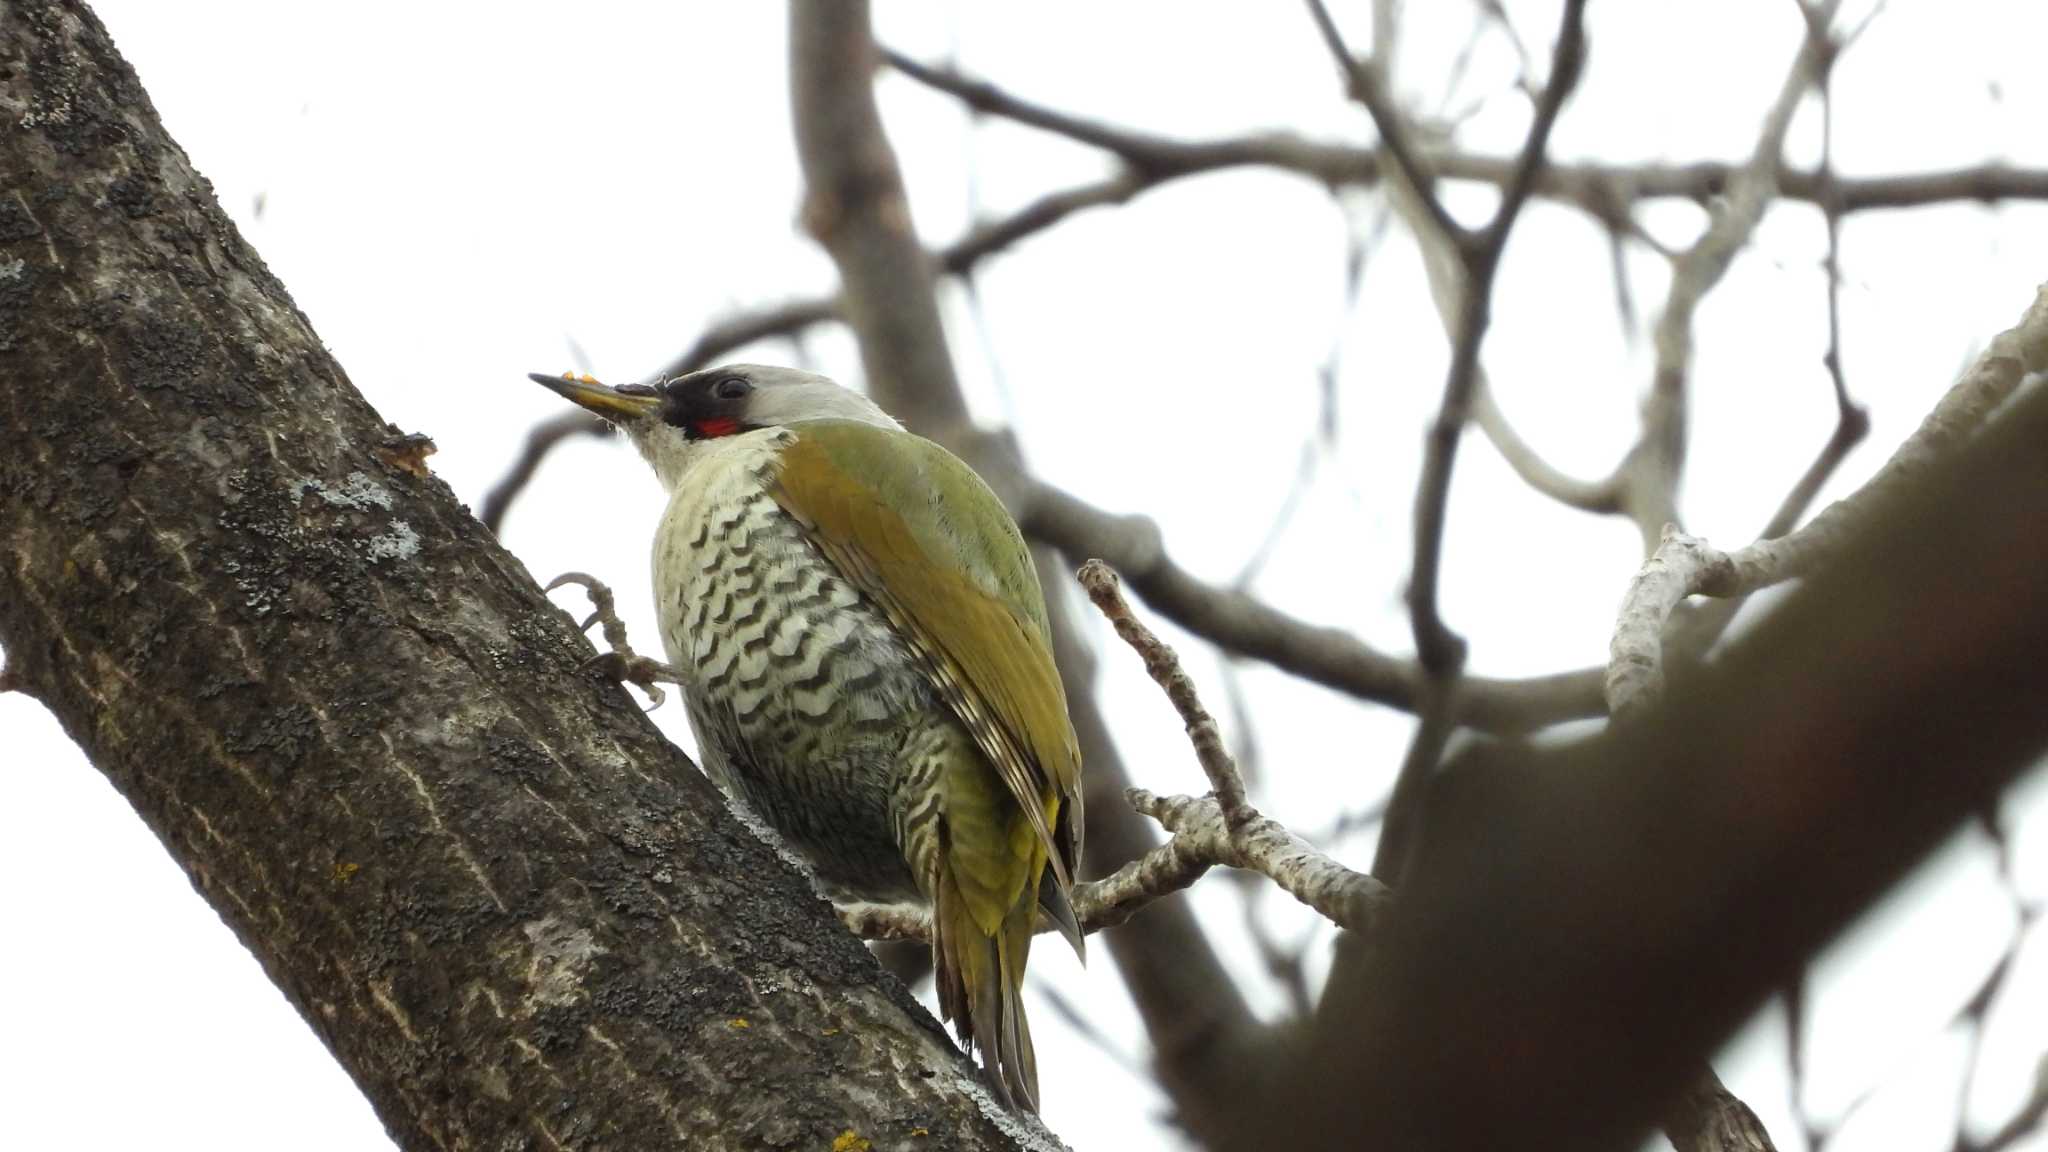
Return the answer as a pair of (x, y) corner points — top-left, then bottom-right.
(530, 365), (1084, 1110)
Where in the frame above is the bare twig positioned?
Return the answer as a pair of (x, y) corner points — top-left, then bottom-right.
(1399, 0), (1588, 676)
(1079, 560), (1248, 823)
(1470, 384), (1625, 512)
(843, 781), (1391, 944)
(887, 46), (2048, 230)
(655, 176), (1160, 385)
(1628, 0), (1841, 552)
(1608, 283), (2048, 713)
(1081, 561), (1390, 930)
(1302, 0), (1471, 246)
(663, 297), (842, 382)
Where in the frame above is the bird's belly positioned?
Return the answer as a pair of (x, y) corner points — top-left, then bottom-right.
(654, 475), (928, 900)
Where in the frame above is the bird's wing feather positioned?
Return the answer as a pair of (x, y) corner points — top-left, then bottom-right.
(769, 420), (1082, 889)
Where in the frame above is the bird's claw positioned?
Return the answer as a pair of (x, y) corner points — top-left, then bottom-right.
(545, 569), (679, 712)
(544, 570), (602, 596)
(580, 650), (679, 712)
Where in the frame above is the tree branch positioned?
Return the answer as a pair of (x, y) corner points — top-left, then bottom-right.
(1609, 282), (2048, 713)
(843, 784), (1391, 945)
(1396, 0), (1588, 676)
(1012, 477), (1608, 732)
(884, 44), (2048, 225)
(1303, 0), (1472, 246)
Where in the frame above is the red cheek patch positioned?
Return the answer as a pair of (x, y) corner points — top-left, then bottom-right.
(693, 417), (743, 438)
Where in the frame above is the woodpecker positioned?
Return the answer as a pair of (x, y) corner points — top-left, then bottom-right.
(531, 365), (1084, 1110)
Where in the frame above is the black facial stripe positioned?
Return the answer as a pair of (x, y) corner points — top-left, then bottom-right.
(660, 369), (756, 436)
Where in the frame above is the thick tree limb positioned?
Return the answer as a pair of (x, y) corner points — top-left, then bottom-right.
(786, 4), (1266, 1144)
(0, 5), (1063, 1150)
(1271, 299), (2048, 1151)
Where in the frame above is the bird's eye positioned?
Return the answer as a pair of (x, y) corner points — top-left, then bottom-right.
(713, 376), (752, 401)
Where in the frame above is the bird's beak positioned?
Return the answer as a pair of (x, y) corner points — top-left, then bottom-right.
(527, 372), (663, 421)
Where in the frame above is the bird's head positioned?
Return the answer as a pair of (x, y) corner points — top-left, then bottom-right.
(529, 364), (901, 490)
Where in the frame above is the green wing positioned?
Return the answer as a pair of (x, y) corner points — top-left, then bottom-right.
(770, 419), (1082, 888)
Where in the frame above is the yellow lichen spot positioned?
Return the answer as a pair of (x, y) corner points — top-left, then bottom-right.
(831, 1132), (871, 1152)
(821, 1027), (840, 1036)
(727, 1017), (750, 1029)
(331, 861), (360, 886)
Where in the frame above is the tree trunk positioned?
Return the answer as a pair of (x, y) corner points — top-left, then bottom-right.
(0, 5), (1046, 1148)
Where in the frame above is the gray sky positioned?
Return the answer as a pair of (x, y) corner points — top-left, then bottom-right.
(4, 2), (2046, 1150)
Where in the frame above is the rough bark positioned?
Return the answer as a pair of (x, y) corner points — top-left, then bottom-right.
(0, 5), (1053, 1149)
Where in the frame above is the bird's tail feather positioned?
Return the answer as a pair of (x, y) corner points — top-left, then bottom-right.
(934, 865), (1040, 1110)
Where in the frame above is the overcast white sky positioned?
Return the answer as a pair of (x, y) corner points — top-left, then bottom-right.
(4, 3), (2047, 1150)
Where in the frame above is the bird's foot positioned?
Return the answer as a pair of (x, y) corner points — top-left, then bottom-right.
(545, 570), (681, 711)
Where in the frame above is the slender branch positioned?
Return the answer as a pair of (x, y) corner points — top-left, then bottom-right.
(883, 49), (1363, 181)
(844, 784), (1391, 944)
(1608, 283), (2048, 713)
(1302, 0), (1471, 246)
(478, 410), (609, 535)
(1078, 561), (1249, 824)
(665, 297), (842, 382)
(655, 176), (1159, 386)
(1080, 561), (1389, 931)
(1470, 384), (1624, 512)
(1631, 1), (1838, 547)
(1402, 0), (1589, 677)
(885, 46), (2048, 224)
